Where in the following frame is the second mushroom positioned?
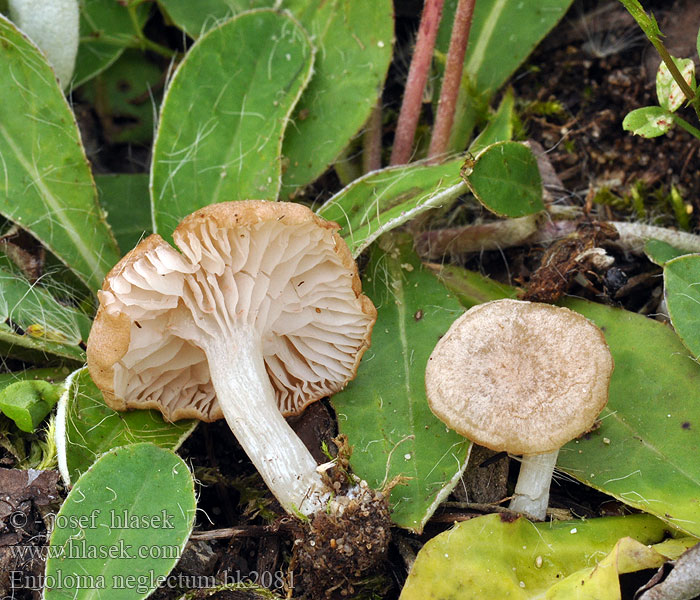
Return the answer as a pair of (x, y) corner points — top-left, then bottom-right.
(425, 299), (614, 520)
(87, 201), (377, 516)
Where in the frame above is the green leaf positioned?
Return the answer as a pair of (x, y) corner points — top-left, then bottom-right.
(623, 106), (674, 137)
(0, 260), (91, 356)
(467, 87), (515, 155)
(663, 254), (700, 360)
(428, 264), (518, 308)
(0, 380), (61, 432)
(56, 368), (196, 485)
(157, 1), (393, 194)
(436, 266), (700, 537)
(80, 50), (163, 145)
(317, 158), (466, 258)
(436, 0), (573, 151)
(45, 442), (196, 600)
(95, 173), (151, 253)
(151, 10), (314, 238)
(156, 0), (269, 38)
(461, 141), (544, 217)
(399, 513), (686, 600)
(644, 238), (690, 266)
(0, 15), (120, 291)
(75, 0), (150, 86)
(457, 0), (573, 96)
(559, 298), (700, 537)
(331, 234), (469, 533)
(656, 56), (695, 112)
(0, 323), (85, 363)
(279, 0), (393, 193)
(0, 367), (70, 392)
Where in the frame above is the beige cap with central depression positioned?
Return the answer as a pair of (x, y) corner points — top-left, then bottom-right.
(426, 299), (613, 455)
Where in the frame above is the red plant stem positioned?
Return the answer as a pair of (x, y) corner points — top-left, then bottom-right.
(390, 0), (445, 165)
(362, 101), (383, 173)
(428, 0), (476, 159)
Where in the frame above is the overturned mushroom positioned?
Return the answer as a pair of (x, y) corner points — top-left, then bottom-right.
(425, 299), (613, 520)
(87, 201), (376, 515)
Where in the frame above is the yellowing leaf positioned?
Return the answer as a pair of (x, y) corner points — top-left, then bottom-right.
(399, 513), (695, 600)
(546, 536), (696, 599)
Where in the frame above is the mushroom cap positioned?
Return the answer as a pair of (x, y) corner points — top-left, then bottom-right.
(87, 201), (377, 422)
(425, 299), (613, 455)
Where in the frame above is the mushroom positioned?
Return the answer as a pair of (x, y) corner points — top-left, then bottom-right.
(425, 298), (613, 520)
(87, 201), (376, 515)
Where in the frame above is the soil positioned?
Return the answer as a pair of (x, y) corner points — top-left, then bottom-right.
(514, 1), (700, 208)
(1, 0), (698, 598)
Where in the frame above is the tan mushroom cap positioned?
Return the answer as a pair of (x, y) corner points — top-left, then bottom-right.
(425, 299), (613, 455)
(87, 201), (377, 422)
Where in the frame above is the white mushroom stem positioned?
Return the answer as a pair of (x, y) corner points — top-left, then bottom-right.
(508, 449), (559, 520)
(203, 326), (329, 516)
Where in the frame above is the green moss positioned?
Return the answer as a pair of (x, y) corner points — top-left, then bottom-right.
(523, 99), (566, 118)
(670, 185), (692, 231)
(593, 182), (694, 230)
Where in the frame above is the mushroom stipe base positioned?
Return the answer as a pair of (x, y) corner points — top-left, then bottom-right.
(292, 480), (393, 599)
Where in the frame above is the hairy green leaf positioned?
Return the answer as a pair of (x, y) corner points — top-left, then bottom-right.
(0, 259), (91, 362)
(0, 15), (120, 291)
(151, 10), (314, 238)
(56, 368), (196, 485)
(45, 442), (196, 600)
(156, 1), (393, 194)
(331, 235), (469, 533)
(0, 324), (85, 363)
(279, 0), (393, 193)
(156, 0), (268, 38)
(317, 158), (466, 258)
(560, 297), (700, 537)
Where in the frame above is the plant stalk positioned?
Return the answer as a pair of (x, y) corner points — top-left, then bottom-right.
(672, 113), (700, 140)
(617, 0), (700, 120)
(126, 4), (177, 59)
(390, 0), (445, 165)
(428, 0), (476, 160)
